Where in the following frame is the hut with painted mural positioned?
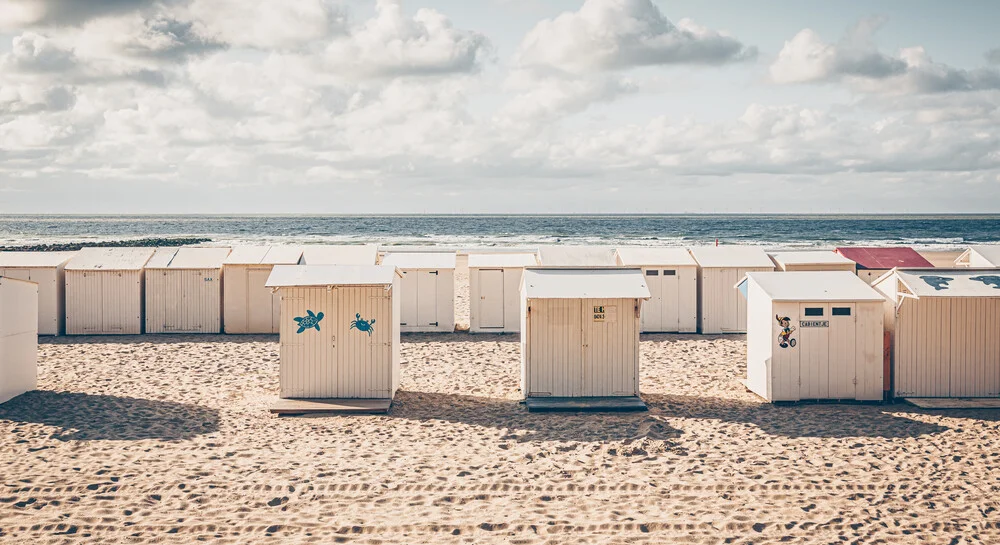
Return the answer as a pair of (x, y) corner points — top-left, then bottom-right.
(873, 269), (1000, 398)
(738, 271), (885, 402)
(520, 268), (650, 411)
(265, 265), (401, 408)
(223, 246), (303, 334)
(144, 247), (231, 334)
(689, 246), (775, 334)
(769, 251), (857, 273)
(381, 252), (456, 333)
(835, 247), (933, 284)
(0, 276), (38, 404)
(615, 247), (698, 333)
(955, 245), (1000, 268)
(537, 246), (618, 267)
(468, 253), (538, 333)
(0, 251), (75, 335)
(298, 244), (379, 265)
(64, 247), (156, 335)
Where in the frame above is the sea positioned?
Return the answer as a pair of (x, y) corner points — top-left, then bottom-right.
(0, 214), (999, 250)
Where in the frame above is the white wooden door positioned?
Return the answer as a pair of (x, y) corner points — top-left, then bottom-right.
(828, 303), (857, 399)
(582, 298), (637, 397)
(528, 299), (582, 397)
(661, 269), (680, 332)
(478, 269), (505, 329)
(399, 271), (418, 327)
(798, 304), (830, 399)
(642, 269), (662, 331)
(247, 268), (272, 333)
(101, 273), (128, 333)
(416, 270), (438, 327)
(76, 272), (104, 334)
(336, 287), (392, 398)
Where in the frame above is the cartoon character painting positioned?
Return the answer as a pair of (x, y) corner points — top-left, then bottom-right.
(776, 315), (796, 348)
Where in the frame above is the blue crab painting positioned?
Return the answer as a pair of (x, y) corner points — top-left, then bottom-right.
(920, 276), (953, 291)
(350, 313), (376, 336)
(971, 275), (1000, 290)
(294, 310), (324, 334)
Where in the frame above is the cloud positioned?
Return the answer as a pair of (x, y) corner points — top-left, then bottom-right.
(322, 0), (490, 78)
(182, 0), (346, 50)
(771, 18), (1000, 94)
(0, 0), (169, 28)
(514, 0), (756, 74)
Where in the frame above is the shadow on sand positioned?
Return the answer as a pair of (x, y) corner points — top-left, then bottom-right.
(391, 391), (682, 444)
(388, 390), (950, 442)
(643, 393), (951, 439)
(0, 391), (220, 441)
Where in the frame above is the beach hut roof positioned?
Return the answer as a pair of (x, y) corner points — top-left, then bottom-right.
(958, 245), (1000, 267)
(468, 253), (538, 268)
(147, 247), (231, 269)
(769, 251), (856, 267)
(65, 247), (155, 271)
(877, 269), (1000, 298)
(523, 268), (650, 299)
(616, 247), (697, 267)
(688, 246), (774, 268)
(835, 247), (933, 270)
(224, 245), (303, 265)
(0, 251), (77, 267)
(738, 272), (884, 302)
(382, 252), (457, 269)
(265, 265), (400, 288)
(537, 246), (618, 267)
(299, 244), (378, 265)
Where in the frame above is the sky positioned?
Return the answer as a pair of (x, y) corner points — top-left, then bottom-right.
(0, 0), (999, 214)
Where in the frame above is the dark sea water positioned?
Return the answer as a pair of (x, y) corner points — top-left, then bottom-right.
(0, 215), (998, 249)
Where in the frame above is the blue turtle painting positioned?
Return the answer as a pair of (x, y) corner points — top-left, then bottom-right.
(971, 275), (1000, 290)
(920, 276), (953, 291)
(350, 313), (376, 336)
(294, 310), (324, 333)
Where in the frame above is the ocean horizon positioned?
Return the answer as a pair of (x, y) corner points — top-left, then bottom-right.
(2, 213), (998, 250)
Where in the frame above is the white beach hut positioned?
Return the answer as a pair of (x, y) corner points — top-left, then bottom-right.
(955, 246), (1000, 268)
(144, 247), (232, 334)
(0, 251), (75, 335)
(615, 247), (698, 333)
(299, 244), (379, 265)
(769, 251), (857, 272)
(64, 247), (156, 335)
(738, 272), (885, 402)
(873, 269), (1000, 398)
(520, 268), (650, 411)
(265, 265), (401, 414)
(468, 253), (538, 333)
(223, 245), (303, 334)
(537, 246), (618, 267)
(381, 252), (456, 333)
(0, 276), (38, 404)
(689, 246), (775, 334)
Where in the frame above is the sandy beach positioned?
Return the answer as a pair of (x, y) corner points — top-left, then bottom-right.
(3, 250), (1000, 543)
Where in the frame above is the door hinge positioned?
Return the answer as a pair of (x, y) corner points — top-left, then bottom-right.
(430, 271), (439, 275)
(430, 322), (439, 326)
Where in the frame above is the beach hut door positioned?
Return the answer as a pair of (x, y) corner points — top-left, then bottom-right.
(247, 268), (273, 333)
(479, 269), (505, 328)
(798, 304), (831, 399)
(417, 271), (438, 327)
(643, 269), (662, 331)
(828, 304), (857, 399)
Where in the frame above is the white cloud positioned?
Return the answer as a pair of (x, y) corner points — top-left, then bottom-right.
(183, 0), (345, 50)
(322, 0), (490, 78)
(772, 18), (1000, 94)
(514, 0), (756, 74)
